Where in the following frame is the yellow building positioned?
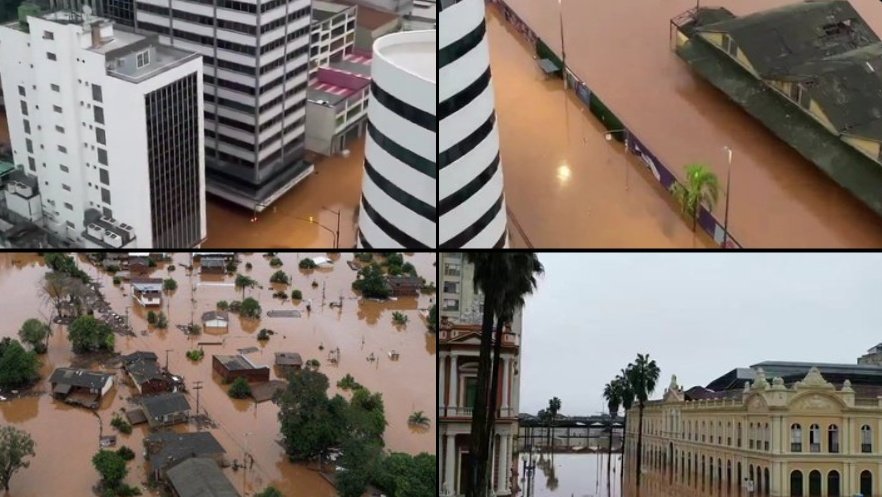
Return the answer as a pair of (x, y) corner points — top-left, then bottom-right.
(628, 364), (882, 497)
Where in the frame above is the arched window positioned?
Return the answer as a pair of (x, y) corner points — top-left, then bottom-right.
(750, 465), (755, 489)
(764, 423), (770, 451)
(809, 424), (820, 452)
(718, 421), (722, 444)
(861, 470), (873, 497)
(828, 424), (839, 453)
(791, 424), (802, 452)
(738, 422), (742, 447)
(809, 470), (821, 496)
(718, 458), (722, 492)
(791, 470), (804, 497)
(827, 470), (840, 497)
(862, 425), (873, 453)
(702, 421), (707, 442)
(728, 421), (732, 446)
(764, 467), (770, 496)
(749, 423), (755, 449)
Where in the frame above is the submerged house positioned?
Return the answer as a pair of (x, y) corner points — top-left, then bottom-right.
(274, 352), (303, 375)
(673, 0), (882, 219)
(199, 257), (226, 274)
(386, 275), (421, 296)
(49, 368), (114, 409)
(212, 355), (270, 383)
(166, 457), (240, 497)
(144, 431), (226, 480)
(122, 352), (174, 396)
(201, 311), (229, 333)
(132, 278), (163, 306)
(141, 392), (191, 428)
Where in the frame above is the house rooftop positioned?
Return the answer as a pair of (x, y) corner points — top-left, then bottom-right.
(145, 432), (225, 471)
(214, 355), (267, 371)
(141, 392), (190, 418)
(166, 457), (240, 497)
(122, 351), (158, 365)
(274, 352), (303, 366)
(49, 368), (112, 390)
(201, 311), (229, 323)
(127, 359), (164, 385)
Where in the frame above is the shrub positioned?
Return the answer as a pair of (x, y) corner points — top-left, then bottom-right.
(162, 278), (177, 292)
(245, 262), (253, 271)
(186, 323), (201, 335)
(269, 257), (283, 268)
(167, 264), (175, 272)
(146, 311), (157, 325)
(272, 290), (287, 299)
(311, 280), (319, 288)
(392, 312), (408, 325)
(111, 415), (132, 435)
(255, 487), (284, 497)
(106, 265), (120, 274)
(291, 289), (303, 300)
(186, 349), (204, 361)
(225, 261), (237, 273)
(112, 276), (121, 286)
(354, 253), (373, 263)
(155, 312), (168, 330)
(337, 374), (362, 391)
(352, 263), (390, 299)
(299, 258), (317, 269)
(116, 446), (135, 461)
(270, 270), (290, 285)
(257, 329), (271, 341)
(228, 377), (251, 399)
(117, 484), (142, 497)
(401, 262), (416, 276)
(217, 300), (229, 311)
(239, 298), (261, 319)
(305, 359), (320, 371)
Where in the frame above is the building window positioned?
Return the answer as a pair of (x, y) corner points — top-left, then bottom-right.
(444, 262), (461, 277)
(66, 221), (75, 229)
(23, 120), (30, 134)
(60, 165), (69, 173)
(46, 52), (56, 61)
(62, 184), (71, 192)
(27, 157), (35, 171)
(55, 125), (64, 133)
(442, 299), (459, 311)
(42, 30), (54, 40)
(50, 83), (60, 92)
(862, 425), (872, 453)
(791, 424), (802, 452)
(827, 424), (839, 453)
(64, 202), (73, 211)
(749, 423), (754, 449)
(136, 50), (150, 68)
(17, 85), (25, 97)
(95, 128), (106, 145)
(809, 424), (820, 453)
(25, 139), (32, 153)
(791, 470), (803, 497)
(443, 281), (459, 294)
(92, 84), (102, 102)
(94, 106), (104, 124)
(101, 188), (111, 204)
(20, 101), (27, 116)
(53, 105), (62, 113)
(97, 148), (107, 165)
(58, 145), (67, 153)
(764, 423), (770, 451)
(99, 169), (109, 185)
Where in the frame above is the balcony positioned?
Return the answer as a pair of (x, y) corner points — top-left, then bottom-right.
(440, 326), (519, 347)
(439, 406), (516, 419)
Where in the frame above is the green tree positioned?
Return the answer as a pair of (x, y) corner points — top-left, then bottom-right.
(465, 253), (543, 497)
(337, 439), (382, 497)
(337, 374), (361, 391)
(373, 452), (436, 497)
(146, 311), (157, 326)
(299, 258), (318, 269)
(68, 315), (114, 353)
(274, 369), (343, 461)
(626, 354), (660, 490)
(270, 270), (290, 285)
(291, 289), (303, 300)
(234, 274), (257, 299)
(617, 370), (635, 488)
(347, 387), (386, 443)
(408, 411), (430, 428)
(269, 257), (284, 268)
(240, 297), (261, 319)
(0, 340), (39, 389)
(602, 378), (623, 484)
(427, 304), (437, 333)
(216, 300), (229, 311)
(547, 397), (561, 451)
(162, 278), (177, 292)
(116, 446), (135, 461)
(18, 318), (49, 354)
(155, 312), (169, 329)
(0, 426), (35, 491)
(670, 163), (720, 232)
(401, 261), (416, 277)
(255, 487), (284, 497)
(351, 263), (390, 299)
(228, 377), (252, 398)
(92, 449), (127, 490)
(43, 253), (90, 282)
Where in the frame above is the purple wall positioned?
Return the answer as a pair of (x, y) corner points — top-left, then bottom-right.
(317, 68), (370, 91)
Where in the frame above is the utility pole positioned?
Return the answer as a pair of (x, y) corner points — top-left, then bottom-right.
(165, 349), (173, 371)
(322, 281), (326, 306)
(193, 381), (203, 421)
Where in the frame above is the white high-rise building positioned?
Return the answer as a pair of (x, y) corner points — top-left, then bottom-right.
(0, 8), (206, 248)
(356, 29), (435, 248)
(439, 0), (508, 248)
(86, 0), (314, 211)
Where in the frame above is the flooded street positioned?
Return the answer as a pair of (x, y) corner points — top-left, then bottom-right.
(203, 141), (364, 249)
(492, 0), (882, 247)
(0, 252), (435, 496)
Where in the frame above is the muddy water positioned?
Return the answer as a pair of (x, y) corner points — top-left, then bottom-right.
(0, 252), (436, 496)
(493, 0), (882, 248)
(203, 139), (365, 249)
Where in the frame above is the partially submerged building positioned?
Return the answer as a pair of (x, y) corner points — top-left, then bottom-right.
(201, 311), (229, 333)
(140, 392), (191, 428)
(144, 431), (226, 480)
(199, 257), (226, 275)
(386, 275), (421, 296)
(672, 0), (882, 220)
(165, 457), (240, 497)
(212, 355), (270, 383)
(123, 352), (171, 395)
(49, 367), (114, 409)
(274, 352), (303, 375)
(131, 278), (162, 306)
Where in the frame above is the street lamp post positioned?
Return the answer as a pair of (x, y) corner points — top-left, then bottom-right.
(722, 146), (733, 249)
(558, 0), (567, 90)
(298, 216), (338, 248)
(602, 129), (630, 190)
(321, 207), (342, 249)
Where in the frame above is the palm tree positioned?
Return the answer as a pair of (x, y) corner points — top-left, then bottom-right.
(234, 274), (257, 299)
(670, 163), (720, 232)
(626, 354), (660, 490)
(602, 378), (623, 486)
(547, 396), (561, 454)
(464, 253), (544, 497)
(618, 371), (634, 487)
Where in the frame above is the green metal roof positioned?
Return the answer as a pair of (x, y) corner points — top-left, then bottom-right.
(0, 161), (14, 177)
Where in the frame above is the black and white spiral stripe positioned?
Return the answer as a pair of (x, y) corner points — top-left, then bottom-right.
(439, 0), (508, 248)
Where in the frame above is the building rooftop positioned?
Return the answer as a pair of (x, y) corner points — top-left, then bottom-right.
(214, 355), (267, 371)
(49, 368), (112, 390)
(274, 352), (303, 366)
(375, 30), (435, 83)
(201, 311), (229, 323)
(144, 432), (225, 471)
(312, 0), (353, 22)
(141, 392), (190, 418)
(166, 457), (240, 497)
(122, 351), (159, 365)
(127, 359), (164, 385)
(308, 52), (373, 106)
(328, 0), (399, 30)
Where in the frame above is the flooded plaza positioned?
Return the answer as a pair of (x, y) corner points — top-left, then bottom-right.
(0, 252), (435, 496)
(492, 0), (882, 247)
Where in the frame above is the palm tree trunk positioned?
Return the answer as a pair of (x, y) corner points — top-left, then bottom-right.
(620, 415), (627, 487)
(466, 303), (495, 497)
(635, 403), (645, 489)
(607, 414), (614, 485)
(482, 318), (506, 494)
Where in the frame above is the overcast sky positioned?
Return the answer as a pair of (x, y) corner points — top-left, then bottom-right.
(519, 252), (882, 416)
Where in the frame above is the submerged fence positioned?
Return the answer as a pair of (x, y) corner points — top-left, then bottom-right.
(487, 0), (741, 248)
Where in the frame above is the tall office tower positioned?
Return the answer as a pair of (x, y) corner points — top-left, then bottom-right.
(439, 0), (508, 248)
(356, 30), (435, 248)
(0, 8), (206, 248)
(85, 0), (314, 211)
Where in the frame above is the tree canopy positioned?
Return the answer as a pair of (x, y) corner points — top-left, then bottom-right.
(351, 263), (390, 299)
(0, 426), (35, 491)
(68, 316), (115, 353)
(92, 450), (127, 489)
(239, 297), (261, 319)
(0, 339), (39, 389)
(18, 319), (49, 354)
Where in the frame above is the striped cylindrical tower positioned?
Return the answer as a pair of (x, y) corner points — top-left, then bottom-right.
(439, 0), (508, 248)
(357, 30), (437, 249)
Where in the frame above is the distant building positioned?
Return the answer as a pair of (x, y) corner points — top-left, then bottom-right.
(199, 257), (226, 275)
(144, 431), (226, 480)
(329, 0), (401, 52)
(165, 457), (240, 497)
(386, 275), (420, 296)
(212, 355), (270, 383)
(404, 0), (435, 30)
(122, 351), (173, 395)
(140, 392), (190, 428)
(0, 7), (206, 248)
(274, 352), (303, 375)
(356, 30), (435, 248)
(333, 0), (413, 16)
(305, 53), (372, 156)
(49, 367), (114, 409)
(131, 278), (162, 306)
(310, 1), (358, 79)
(438, 253), (482, 323)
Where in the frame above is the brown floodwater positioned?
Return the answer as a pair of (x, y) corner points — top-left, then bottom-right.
(492, 0), (882, 248)
(0, 252), (436, 497)
(204, 139), (365, 249)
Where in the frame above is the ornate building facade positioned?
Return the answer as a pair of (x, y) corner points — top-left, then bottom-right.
(627, 366), (882, 497)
